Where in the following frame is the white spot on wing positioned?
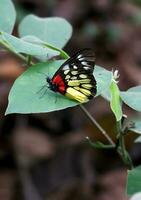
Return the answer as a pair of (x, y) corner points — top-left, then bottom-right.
(73, 65), (78, 69)
(64, 70), (70, 75)
(79, 74), (87, 78)
(71, 76), (77, 80)
(71, 71), (78, 75)
(81, 61), (88, 65)
(84, 66), (90, 70)
(78, 57), (84, 61)
(65, 75), (70, 80)
(77, 54), (82, 59)
(63, 64), (69, 70)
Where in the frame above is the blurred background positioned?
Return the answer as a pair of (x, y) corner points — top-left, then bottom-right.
(0, 0), (141, 199)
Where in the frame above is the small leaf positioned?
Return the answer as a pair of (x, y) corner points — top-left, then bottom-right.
(19, 15), (72, 49)
(110, 81), (122, 121)
(0, 0), (16, 33)
(86, 137), (115, 149)
(127, 165), (141, 196)
(6, 62), (112, 114)
(0, 32), (59, 58)
(120, 86), (141, 112)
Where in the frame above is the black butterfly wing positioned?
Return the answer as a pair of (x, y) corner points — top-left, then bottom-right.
(52, 49), (97, 102)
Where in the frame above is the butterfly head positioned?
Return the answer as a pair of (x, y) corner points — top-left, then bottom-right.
(46, 76), (58, 92)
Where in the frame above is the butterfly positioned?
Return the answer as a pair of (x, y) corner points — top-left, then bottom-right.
(46, 49), (97, 103)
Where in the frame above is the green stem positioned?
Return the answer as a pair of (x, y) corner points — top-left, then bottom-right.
(116, 121), (133, 169)
(80, 104), (115, 145)
(80, 104), (133, 169)
(117, 121), (125, 154)
(27, 55), (33, 66)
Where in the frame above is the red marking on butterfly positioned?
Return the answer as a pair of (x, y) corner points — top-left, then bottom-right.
(52, 74), (66, 94)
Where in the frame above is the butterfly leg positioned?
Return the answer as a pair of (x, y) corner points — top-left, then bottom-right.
(55, 93), (58, 103)
(36, 85), (48, 99)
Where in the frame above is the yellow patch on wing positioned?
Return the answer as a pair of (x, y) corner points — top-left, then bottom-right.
(65, 87), (88, 103)
(68, 79), (90, 86)
(82, 84), (93, 89)
(78, 79), (91, 83)
(79, 88), (91, 96)
(68, 80), (80, 86)
(73, 87), (91, 96)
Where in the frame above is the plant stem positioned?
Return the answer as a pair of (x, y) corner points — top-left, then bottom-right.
(80, 104), (133, 169)
(79, 104), (115, 145)
(116, 121), (133, 169)
(27, 55), (33, 66)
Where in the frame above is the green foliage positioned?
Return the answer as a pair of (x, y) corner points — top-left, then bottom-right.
(120, 86), (141, 112)
(127, 165), (141, 196)
(95, 66), (112, 96)
(0, 32), (59, 58)
(18, 15), (72, 49)
(0, 0), (16, 34)
(110, 81), (122, 121)
(21, 35), (69, 60)
(6, 64), (112, 114)
(1, 1), (141, 197)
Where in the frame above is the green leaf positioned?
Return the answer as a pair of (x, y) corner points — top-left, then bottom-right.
(95, 66), (112, 96)
(6, 62), (112, 114)
(19, 15), (72, 49)
(0, 32), (59, 58)
(127, 165), (141, 196)
(21, 35), (69, 60)
(0, 0), (16, 33)
(120, 86), (141, 112)
(101, 89), (111, 101)
(110, 81), (122, 121)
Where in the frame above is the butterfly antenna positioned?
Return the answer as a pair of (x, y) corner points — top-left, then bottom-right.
(39, 87), (48, 99)
(36, 85), (47, 94)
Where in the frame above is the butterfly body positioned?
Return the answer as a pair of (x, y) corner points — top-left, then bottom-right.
(46, 49), (97, 103)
